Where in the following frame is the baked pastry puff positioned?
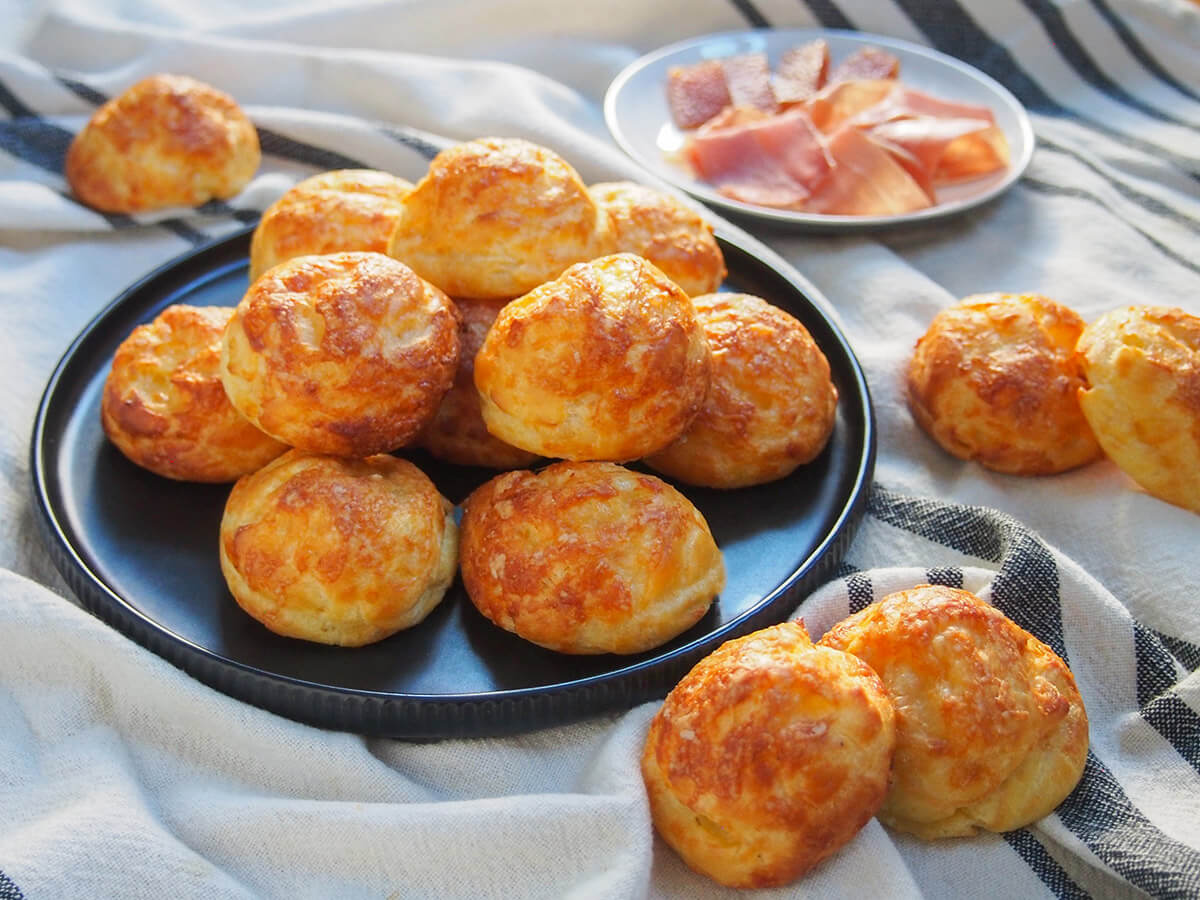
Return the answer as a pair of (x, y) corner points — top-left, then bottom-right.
(66, 73), (260, 213)
(589, 181), (726, 297)
(474, 253), (711, 461)
(819, 584), (1089, 839)
(645, 292), (837, 488)
(219, 450), (458, 646)
(906, 293), (1102, 475)
(459, 461), (724, 654)
(385, 137), (616, 300)
(416, 297), (541, 470)
(101, 304), (286, 482)
(220, 251), (459, 458)
(642, 621), (896, 888)
(249, 169), (414, 282)
(1076, 305), (1200, 513)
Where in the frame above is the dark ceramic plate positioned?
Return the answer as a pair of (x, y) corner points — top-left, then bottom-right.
(31, 225), (875, 740)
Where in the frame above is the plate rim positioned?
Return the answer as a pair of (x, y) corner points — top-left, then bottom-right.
(604, 26), (1036, 231)
(30, 225), (877, 737)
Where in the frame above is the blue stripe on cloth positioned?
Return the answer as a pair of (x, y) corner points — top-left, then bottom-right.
(1139, 693), (1200, 778)
(1155, 631), (1200, 674)
(1034, 134), (1200, 234)
(0, 870), (24, 900)
(727, 0), (771, 28)
(987, 526), (1067, 661)
(55, 74), (108, 106)
(1056, 751), (1200, 900)
(1134, 625), (1200, 776)
(1003, 830), (1090, 900)
(255, 127), (368, 170)
(1020, 178), (1200, 277)
(889, 0), (1200, 179)
(1018, 0), (1197, 126)
(375, 124), (448, 160)
(923, 566), (963, 588)
(1085, 0), (1200, 104)
(797, 0), (855, 30)
(868, 486), (1008, 562)
(845, 570), (874, 613)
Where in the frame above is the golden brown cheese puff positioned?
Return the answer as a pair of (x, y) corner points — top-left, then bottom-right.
(645, 292), (837, 488)
(219, 450), (458, 646)
(641, 621), (896, 889)
(101, 304), (286, 482)
(588, 181), (726, 297)
(220, 251), (458, 458)
(459, 461), (724, 654)
(474, 253), (711, 461)
(416, 297), (541, 470)
(818, 584), (1089, 840)
(906, 293), (1102, 475)
(1076, 305), (1200, 513)
(385, 137), (616, 300)
(248, 169), (414, 282)
(66, 73), (260, 213)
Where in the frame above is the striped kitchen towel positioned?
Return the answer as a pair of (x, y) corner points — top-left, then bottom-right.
(1, 0), (1197, 898)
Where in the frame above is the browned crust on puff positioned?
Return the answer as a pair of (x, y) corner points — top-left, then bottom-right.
(1076, 304), (1200, 513)
(386, 137), (616, 300)
(906, 292), (1102, 475)
(100, 304), (286, 481)
(248, 169), (414, 282)
(589, 180), (726, 297)
(641, 621), (896, 888)
(474, 253), (711, 461)
(459, 461), (724, 654)
(66, 73), (260, 213)
(219, 450), (458, 646)
(818, 584), (1089, 839)
(220, 251), (459, 457)
(645, 292), (837, 488)
(416, 297), (541, 469)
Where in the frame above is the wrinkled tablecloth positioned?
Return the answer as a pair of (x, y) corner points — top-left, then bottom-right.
(1, 0), (1198, 897)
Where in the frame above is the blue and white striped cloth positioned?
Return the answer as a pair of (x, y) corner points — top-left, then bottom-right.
(0, 1), (1197, 897)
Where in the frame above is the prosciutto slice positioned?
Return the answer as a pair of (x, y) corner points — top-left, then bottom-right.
(666, 60), (732, 129)
(685, 107), (832, 208)
(805, 79), (897, 132)
(721, 53), (779, 114)
(805, 126), (933, 216)
(773, 39), (830, 104)
(867, 116), (1010, 184)
(828, 46), (901, 84)
(850, 84), (998, 128)
(667, 43), (1012, 215)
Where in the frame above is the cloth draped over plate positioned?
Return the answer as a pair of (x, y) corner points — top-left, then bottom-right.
(1, 0), (1199, 898)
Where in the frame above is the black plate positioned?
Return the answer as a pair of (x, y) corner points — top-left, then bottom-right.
(31, 225), (875, 740)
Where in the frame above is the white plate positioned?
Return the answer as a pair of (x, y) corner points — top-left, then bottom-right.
(604, 28), (1035, 230)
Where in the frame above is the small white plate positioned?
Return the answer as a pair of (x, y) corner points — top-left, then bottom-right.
(604, 28), (1035, 230)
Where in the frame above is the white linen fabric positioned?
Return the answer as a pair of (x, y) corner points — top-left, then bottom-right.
(1, 0), (1198, 897)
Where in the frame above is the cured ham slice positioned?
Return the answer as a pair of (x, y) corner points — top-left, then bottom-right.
(685, 107), (832, 208)
(773, 39), (830, 104)
(806, 126), (932, 216)
(721, 53), (779, 114)
(805, 79), (897, 133)
(932, 124), (1011, 183)
(868, 116), (1010, 184)
(850, 85), (998, 128)
(864, 134), (936, 202)
(828, 46), (900, 84)
(666, 44), (1012, 216)
(702, 105), (770, 129)
(667, 60), (732, 129)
